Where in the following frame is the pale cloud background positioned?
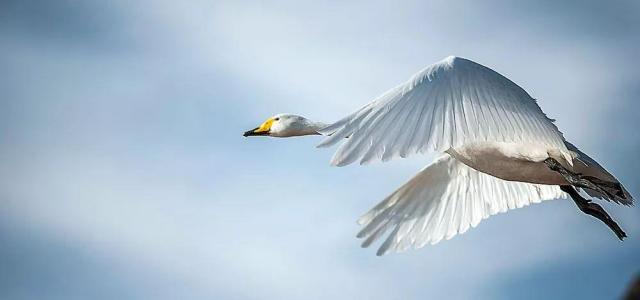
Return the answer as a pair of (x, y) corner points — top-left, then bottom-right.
(1, 1), (639, 299)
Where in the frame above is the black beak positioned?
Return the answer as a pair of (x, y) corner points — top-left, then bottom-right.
(243, 127), (269, 137)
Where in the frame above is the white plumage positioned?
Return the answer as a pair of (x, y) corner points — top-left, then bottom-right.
(356, 153), (566, 256)
(317, 56), (571, 166)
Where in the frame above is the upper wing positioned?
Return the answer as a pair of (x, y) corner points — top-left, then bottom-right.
(318, 56), (568, 166)
(358, 153), (566, 256)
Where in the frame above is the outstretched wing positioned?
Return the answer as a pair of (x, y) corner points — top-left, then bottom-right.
(358, 153), (566, 256)
(318, 56), (568, 166)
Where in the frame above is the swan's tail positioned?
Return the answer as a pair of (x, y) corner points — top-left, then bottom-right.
(565, 141), (634, 206)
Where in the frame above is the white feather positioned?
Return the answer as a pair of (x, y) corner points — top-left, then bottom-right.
(358, 153), (566, 256)
(318, 56), (569, 166)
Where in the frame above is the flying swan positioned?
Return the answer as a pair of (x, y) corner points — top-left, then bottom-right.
(243, 56), (633, 256)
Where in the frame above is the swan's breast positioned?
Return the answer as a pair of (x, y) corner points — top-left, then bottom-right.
(447, 142), (568, 185)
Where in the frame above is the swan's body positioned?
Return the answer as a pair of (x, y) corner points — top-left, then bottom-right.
(448, 142), (568, 185)
(244, 56), (633, 255)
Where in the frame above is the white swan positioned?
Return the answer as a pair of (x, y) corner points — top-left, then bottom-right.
(243, 56), (633, 256)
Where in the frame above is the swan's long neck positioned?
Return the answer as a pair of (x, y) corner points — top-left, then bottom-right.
(299, 120), (329, 136)
(308, 121), (329, 135)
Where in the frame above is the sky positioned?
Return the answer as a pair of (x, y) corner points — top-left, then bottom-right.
(0, 0), (639, 299)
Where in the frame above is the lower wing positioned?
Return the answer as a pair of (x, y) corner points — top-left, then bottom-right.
(357, 153), (566, 256)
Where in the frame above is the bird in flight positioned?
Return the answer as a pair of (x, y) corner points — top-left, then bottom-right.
(243, 56), (633, 256)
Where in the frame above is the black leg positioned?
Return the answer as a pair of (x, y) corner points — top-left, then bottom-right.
(560, 185), (627, 240)
(544, 158), (615, 199)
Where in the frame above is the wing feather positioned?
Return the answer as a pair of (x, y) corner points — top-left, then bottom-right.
(359, 153), (566, 256)
(320, 56), (568, 166)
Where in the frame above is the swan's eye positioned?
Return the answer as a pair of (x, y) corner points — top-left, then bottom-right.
(274, 117), (280, 121)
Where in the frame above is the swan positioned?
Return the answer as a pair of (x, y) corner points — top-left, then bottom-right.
(243, 56), (634, 256)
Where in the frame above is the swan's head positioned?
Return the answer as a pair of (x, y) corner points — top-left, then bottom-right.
(243, 114), (323, 138)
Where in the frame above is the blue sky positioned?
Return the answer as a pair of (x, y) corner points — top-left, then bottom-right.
(1, 0), (639, 299)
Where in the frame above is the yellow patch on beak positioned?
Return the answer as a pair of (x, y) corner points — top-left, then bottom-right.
(254, 118), (274, 133)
